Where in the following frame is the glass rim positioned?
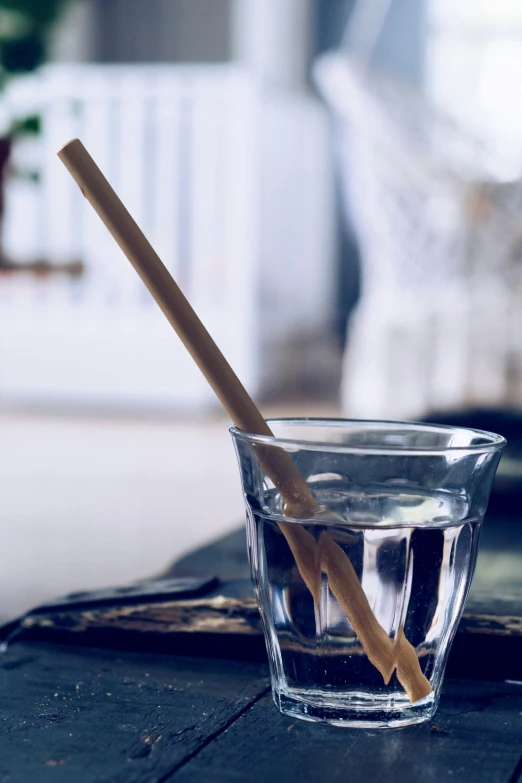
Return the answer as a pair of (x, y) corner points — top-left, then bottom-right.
(230, 418), (507, 455)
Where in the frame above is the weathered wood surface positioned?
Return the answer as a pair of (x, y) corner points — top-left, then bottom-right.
(1, 642), (522, 782)
(4, 407), (522, 674)
(5, 506), (522, 681)
(4, 408), (522, 664)
(0, 642), (270, 783)
(172, 681), (522, 783)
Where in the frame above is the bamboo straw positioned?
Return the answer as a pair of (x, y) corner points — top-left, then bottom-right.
(58, 138), (431, 703)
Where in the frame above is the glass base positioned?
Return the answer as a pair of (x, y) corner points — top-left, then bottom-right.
(274, 686), (437, 729)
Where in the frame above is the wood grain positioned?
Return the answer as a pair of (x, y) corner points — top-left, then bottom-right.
(171, 681), (522, 783)
(0, 643), (269, 783)
(2, 642), (522, 783)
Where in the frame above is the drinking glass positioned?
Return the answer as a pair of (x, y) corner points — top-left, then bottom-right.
(231, 419), (505, 728)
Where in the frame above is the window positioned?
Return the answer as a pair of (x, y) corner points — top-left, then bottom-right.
(427, 0), (522, 166)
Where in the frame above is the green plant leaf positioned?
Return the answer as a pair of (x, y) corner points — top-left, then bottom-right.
(10, 112), (40, 135)
(0, 0), (72, 28)
(1, 32), (44, 72)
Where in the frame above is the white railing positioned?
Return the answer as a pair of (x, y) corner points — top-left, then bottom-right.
(0, 63), (335, 409)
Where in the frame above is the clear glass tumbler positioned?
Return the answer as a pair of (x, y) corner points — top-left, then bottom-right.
(231, 419), (505, 729)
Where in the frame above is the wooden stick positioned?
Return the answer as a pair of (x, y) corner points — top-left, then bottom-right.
(57, 138), (431, 703)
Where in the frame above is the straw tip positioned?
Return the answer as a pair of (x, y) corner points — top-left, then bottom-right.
(57, 138), (83, 157)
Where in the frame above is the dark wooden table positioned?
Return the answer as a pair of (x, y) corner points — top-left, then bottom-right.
(1, 642), (522, 783)
(3, 409), (522, 782)
(2, 511), (522, 783)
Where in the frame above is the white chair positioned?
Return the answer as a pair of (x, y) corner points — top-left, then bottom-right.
(316, 53), (522, 419)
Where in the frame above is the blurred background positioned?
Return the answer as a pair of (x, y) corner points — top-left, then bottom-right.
(1, 0), (522, 621)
